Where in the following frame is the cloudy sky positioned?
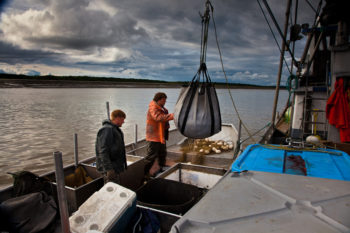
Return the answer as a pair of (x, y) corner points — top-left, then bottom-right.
(0, 0), (321, 85)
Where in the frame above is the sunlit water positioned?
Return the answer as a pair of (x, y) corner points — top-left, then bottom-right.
(0, 88), (288, 188)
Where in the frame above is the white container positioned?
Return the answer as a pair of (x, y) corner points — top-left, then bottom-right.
(69, 182), (136, 233)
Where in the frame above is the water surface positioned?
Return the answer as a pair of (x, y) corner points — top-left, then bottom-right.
(0, 88), (288, 188)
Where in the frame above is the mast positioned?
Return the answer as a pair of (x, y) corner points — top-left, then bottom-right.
(271, 0), (292, 127)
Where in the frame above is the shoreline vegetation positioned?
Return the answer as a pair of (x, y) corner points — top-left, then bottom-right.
(0, 73), (280, 89)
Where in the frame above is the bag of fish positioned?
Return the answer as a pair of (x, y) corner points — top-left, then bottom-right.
(174, 63), (221, 139)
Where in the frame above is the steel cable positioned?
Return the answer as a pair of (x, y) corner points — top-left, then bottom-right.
(208, 1), (256, 143)
(257, 0), (292, 75)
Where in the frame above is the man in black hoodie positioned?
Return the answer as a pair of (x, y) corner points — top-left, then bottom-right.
(95, 109), (127, 184)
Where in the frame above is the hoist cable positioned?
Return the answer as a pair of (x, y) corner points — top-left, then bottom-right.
(260, 0), (298, 68)
(208, 1), (256, 143)
(257, 0), (291, 75)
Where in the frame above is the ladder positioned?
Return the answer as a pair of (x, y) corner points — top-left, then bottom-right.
(301, 76), (329, 140)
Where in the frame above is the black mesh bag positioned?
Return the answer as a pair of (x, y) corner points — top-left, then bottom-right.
(174, 63), (221, 138)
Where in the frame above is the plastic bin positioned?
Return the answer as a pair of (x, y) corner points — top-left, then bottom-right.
(137, 178), (203, 215)
(47, 164), (104, 214)
(69, 182), (136, 233)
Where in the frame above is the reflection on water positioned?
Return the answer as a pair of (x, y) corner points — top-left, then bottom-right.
(0, 88), (287, 188)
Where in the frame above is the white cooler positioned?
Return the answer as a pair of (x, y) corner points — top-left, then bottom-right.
(69, 182), (136, 233)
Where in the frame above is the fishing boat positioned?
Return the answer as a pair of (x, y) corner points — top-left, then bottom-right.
(1, 0), (350, 232)
(258, 1), (350, 151)
(169, 0), (350, 232)
(0, 123), (238, 232)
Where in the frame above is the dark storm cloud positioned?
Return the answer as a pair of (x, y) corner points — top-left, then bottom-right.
(0, 40), (63, 65)
(0, 0), (10, 13)
(0, 0), (322, 84)
(23, 3), (148, 51)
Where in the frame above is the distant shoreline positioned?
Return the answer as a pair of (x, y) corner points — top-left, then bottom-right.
(0, 74), (279, 89)
(0, 78), (278, 89)
(0, 78), (182, 88)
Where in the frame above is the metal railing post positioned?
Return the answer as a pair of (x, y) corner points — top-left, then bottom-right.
(53, 151), (70, 233)
(106, 101), (110, 120)
(233, 120), (242, 159)
(270, 0), (292, 127)
(74, 133), (78, 168)
(238, 119), (242, 145)
(134, 124), (138, 145)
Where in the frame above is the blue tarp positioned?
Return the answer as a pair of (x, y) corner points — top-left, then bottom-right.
(231, 144), (350, 181)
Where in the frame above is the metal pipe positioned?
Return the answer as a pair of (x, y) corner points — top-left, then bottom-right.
(106, 101), (110, 120)
(74, 133), (78, 168)
(136, 204), (182, 218)
(300, 33), (314, 67)
(134, 124), (138, 145)
(53, 151), (70, 233)
(233, 120), (242, 159)
(290, 0), (299, 74)
(237, 119), (242, 145)
(200, 0), (211, 65)
(305, 31), (324, 75)
(271, 0), (292, 127)
(179, 165), (182, 183)
(300, 18), (321, 69)
(261, 0), (297, 65)
(289, 93), (296, 137)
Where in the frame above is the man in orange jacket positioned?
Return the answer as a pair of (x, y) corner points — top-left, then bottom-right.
(144, 92), (174, 178)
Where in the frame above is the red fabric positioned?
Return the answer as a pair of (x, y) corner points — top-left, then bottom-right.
(326, 78), (350, 142)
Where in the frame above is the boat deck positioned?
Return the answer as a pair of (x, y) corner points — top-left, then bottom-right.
(171, 170), (350, 233)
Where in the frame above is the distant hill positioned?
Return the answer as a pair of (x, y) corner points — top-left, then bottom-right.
(0, 73), (278, 89)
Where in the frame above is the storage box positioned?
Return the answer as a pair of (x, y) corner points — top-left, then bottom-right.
(48, 164), (104, 214)
(137, 178), (203, 215)
(69, 182), (136, 233)
(157, 163), (226, 189)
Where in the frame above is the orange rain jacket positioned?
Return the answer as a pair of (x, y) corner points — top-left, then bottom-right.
(146, 100), (174, 144)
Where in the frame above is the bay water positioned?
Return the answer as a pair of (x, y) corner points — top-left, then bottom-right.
(0, 88), (288, 188)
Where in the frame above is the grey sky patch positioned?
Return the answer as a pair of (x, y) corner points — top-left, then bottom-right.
(26, 69), (41, 76)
